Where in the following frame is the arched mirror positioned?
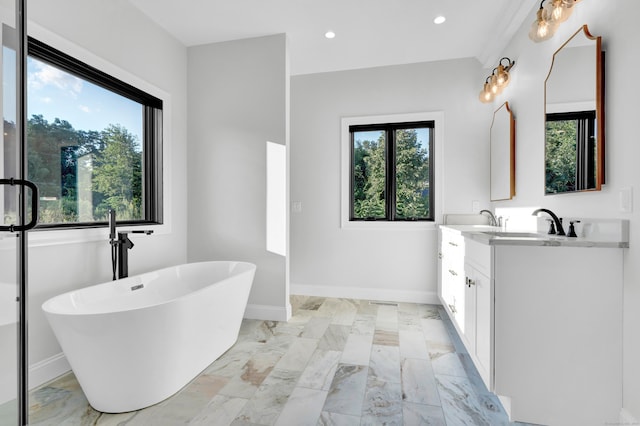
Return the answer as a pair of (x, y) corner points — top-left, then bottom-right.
(545, 25), (604, 194)
(490, 102), (515, 201)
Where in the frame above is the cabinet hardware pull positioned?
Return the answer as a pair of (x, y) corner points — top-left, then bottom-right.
(438, 252), (443, 259)
(448, 304), (457, 314)
(466, 277), (476, 287)
(448, 242), (458, 247)
(448, 269), (458, 276)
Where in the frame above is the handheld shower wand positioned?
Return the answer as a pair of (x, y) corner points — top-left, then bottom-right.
(108, 209), (117, 242)
(109, 209), (117, 280)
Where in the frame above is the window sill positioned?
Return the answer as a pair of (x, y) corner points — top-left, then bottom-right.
(341, 220), (437, 231)
(0, 222), (169, 250)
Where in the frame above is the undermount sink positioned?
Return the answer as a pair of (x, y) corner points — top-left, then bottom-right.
(481, 231), (546, 238)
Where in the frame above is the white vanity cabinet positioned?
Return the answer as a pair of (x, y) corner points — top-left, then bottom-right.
(438, 227), (494, 389)
(437, 225), (625, 426)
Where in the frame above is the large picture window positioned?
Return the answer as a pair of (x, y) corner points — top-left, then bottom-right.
(349, 121), (434, 221)
(2, 34), (162, 229)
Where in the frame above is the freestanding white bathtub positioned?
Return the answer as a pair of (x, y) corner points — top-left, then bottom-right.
(42, 261), (256, 413)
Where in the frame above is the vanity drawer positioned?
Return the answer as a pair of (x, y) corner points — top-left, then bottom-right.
(440, 228), (465, 258)
(442, 258), (465, 285)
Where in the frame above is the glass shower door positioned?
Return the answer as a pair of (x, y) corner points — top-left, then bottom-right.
(0, 1), (20, 422)
(0, 1), (36, 425)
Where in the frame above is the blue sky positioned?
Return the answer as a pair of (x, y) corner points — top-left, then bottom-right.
(3, 47), (143, 145)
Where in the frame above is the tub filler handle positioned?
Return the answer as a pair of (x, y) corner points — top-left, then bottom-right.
(108, 209), (154, 280)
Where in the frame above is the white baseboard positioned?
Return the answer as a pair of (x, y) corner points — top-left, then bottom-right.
(29, 352), (71, 390)
(621, 408), (639, 425)
(244, 303), (291, 321)
(290, 283), (440, 305)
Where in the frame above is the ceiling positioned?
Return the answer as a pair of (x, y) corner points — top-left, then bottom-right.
(128, 0), (539, 76)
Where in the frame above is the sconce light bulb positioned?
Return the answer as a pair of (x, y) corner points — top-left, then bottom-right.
(550, 0), (563, 20)
(489, 74), (502, 95)
(479, 83), (494, 103)
(538, 20), (550, 38)
(529, 7), (557, 42)
(546, 0), (573, 23)
(495, 64), (510, 88)
(552, 9), (561, 20)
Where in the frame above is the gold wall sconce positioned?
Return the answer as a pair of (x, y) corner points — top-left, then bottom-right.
(478, 57), (515, 104)
(529, 0), (583, 43)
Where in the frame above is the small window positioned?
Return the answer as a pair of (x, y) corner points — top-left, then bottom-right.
(349, 121), (434, 221)
(2, 33), (162, 229)
(545, 110), (596, 194)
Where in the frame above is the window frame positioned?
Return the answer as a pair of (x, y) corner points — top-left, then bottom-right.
(26, 37), (164, 230)
(349, 121), (434, 222)
(341, 112), (443, 230)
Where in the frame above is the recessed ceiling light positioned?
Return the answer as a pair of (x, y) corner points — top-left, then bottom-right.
(433, 15), (446, 24)
(325, 31), (336, 39)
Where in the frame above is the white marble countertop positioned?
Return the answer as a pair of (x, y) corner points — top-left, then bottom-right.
(440, 224), (629, 248)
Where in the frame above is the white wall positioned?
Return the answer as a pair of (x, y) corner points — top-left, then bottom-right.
(187, 34), (290, 321)
(0, 0), (188, 393)
(290, 58), (491, 303)
(489, 0), (640, 420)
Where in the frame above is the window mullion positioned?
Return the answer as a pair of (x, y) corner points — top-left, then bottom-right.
(387, 128), (396, 221)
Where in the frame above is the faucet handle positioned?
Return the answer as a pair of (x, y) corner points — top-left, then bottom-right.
(567, 220), (581, 238)
(131, 230), (154, 235)
(546, 219), (556, 235)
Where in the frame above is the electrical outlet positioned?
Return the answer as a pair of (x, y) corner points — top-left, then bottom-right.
(472, 200), (480, 213)
(292, 201), (303, 213)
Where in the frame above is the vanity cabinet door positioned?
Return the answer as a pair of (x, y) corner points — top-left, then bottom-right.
(474, 269), (492, 389)
(464, 238), (493, 391)
(463, 269), (477, 353)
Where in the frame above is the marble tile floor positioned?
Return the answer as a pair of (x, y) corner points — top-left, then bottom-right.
(1, 296), (535, 425)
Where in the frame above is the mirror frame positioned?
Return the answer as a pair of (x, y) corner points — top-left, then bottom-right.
(544, 24), (605, 194)
(490, 101), (516, 201)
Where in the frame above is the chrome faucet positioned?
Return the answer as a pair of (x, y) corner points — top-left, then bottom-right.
(479, 209), (498, 226)
(532, 208), (565, 236)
